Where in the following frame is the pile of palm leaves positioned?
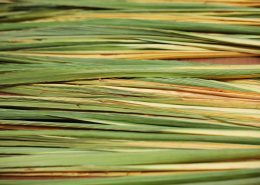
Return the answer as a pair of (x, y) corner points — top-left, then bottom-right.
(0, 0), (260, 185)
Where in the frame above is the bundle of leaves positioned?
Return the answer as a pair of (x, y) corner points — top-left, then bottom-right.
(0, 0), (260, 185)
